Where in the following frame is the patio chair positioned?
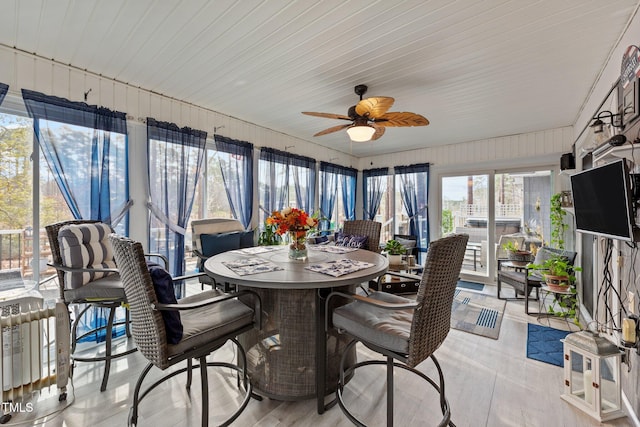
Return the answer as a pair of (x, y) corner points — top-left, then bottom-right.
(191, 218), (253, 290)
(109, 234), (260, 427)
(497, 246), (577, 314)
(326, 233), (468, 426)
(342, 220), (382, 253)
(45, 219), (137, 392)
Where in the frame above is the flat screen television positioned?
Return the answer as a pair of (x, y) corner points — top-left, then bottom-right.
(570, 159), (638, 241)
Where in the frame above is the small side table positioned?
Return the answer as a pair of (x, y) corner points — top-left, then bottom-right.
(370, 263), (423, 294)
(537, 285), (579, 329)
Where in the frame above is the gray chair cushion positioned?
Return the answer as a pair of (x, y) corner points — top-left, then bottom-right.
(63, 274), (125, 302)
(333, 291), (414, 354)
(168, 289), (254, 357)
(58, 223), (117, 289)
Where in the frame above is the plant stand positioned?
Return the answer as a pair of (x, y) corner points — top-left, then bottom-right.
(537, 285), (580, 329)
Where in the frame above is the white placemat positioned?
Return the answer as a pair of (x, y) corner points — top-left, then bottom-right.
(223, 258), (284, 276)
(305, 259), (374, 277)
(232, 246), (279, 255)
(309, 245), (358, 254)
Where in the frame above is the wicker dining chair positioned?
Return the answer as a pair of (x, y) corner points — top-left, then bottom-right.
(326, 233), (468, 426)
(109, 234), (260, 427)
(342, 220), (382, 253)
(45, 219), (137, 392)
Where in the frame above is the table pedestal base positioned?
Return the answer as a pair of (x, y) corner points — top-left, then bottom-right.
(238, 284), (356, 401)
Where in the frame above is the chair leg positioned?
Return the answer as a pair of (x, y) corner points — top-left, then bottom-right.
(71, 304), (93, 353)
(199, 355), (209, 427)
(130, 362), (153, 427)
(100, 306), (117, 392)
(186, 358), (193, 394)
(430, 354), (454, 427)
(386, 356), (394, 427)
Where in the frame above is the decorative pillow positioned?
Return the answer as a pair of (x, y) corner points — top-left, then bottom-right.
(396, 237), (417, 250)
(58, 223), (117, 289)
(147, 262), (183, 344)
(314, 235), (330, 244)
(200, 232), (241, 257)
(335, 232), (368, 248)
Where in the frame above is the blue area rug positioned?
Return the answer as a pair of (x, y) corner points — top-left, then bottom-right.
(526, 323), (570, 367)
(456, 280), (484, 292)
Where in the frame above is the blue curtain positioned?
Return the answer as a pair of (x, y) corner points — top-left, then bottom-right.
(22, 89), (130, 343)
(147, 118), (206, 288)
(290, 154), (316, 213)
(395, 163), (430, 261)
(319, 162), (339, 230)
(339, 166), (357, 221)
(259, 148), (290, 224)
(0, 83), (8, 105)
(214, 135), (254, 229)
(362, 168), (389, 220)
(22, 89), (131, 230)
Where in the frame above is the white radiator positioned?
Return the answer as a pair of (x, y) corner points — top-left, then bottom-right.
(0, 293), (70, 413)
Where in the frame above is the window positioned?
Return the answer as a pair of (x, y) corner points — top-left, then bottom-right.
(319, 162), (357, 231)
(259, 147), (316, 227)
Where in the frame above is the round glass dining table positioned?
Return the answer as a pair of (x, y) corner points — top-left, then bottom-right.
(204, 245), (388, 412)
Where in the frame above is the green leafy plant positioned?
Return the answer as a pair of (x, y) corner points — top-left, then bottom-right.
(529, 255), (581, 281)
(502, 240), (521, 253)
(258, 222), (282, 246)
(529, 254), (582, 327)
(441, 209), (454, 235)
(550, 193), (567, 249)
(384, 239), (407, 255)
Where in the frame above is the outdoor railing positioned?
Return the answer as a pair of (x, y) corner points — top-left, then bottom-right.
(0, 229), (23, 271)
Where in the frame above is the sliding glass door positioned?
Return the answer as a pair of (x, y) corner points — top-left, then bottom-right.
(442, 174), (489, 277)
(441, 169), (552, 281)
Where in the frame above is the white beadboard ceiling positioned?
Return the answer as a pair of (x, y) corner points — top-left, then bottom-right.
(0, 0), (638, 157)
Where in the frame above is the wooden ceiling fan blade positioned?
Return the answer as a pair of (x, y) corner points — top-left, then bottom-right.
(313, 123), (352, 137)
(302, 111), (352, 120)
(374, 112), (429, 127)
(371, 126), (385, 140)
(355, 97), (395, 118)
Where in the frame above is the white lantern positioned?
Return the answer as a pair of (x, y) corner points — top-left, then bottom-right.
(561, 330), (626, 421)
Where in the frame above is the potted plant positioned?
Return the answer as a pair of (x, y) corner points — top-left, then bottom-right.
(529, 254), (581, 291)
(503, 240), (531, 266)
(384, 239), (406, 265)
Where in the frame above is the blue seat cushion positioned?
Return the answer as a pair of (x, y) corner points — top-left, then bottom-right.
(200, 232), (241, 257)
(147, 262), (183, 344)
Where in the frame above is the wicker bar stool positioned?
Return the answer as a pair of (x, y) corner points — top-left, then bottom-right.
(45, 219), (137, 392)
(326, 233), (468, 426)
(109, 234), (260, 427)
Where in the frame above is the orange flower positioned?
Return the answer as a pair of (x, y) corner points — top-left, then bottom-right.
(266, 207), (318, 236)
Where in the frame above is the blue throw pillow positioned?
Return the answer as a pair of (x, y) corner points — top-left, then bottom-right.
(314, 235), (329, 244)
(240, 230), (254, 248)
(147, 262), (183, 344)
(335, 232), (368, 248)
(200, 232), (241, 256)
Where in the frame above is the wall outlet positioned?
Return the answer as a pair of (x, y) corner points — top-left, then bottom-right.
(630, 291), (636, 315)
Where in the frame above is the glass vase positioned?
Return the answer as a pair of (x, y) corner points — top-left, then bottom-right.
(288, 230), (308, 261)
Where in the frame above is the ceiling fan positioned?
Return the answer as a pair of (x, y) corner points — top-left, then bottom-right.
(302, 84), (429, 142)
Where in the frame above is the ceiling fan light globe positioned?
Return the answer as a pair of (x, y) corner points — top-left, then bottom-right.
(346, 125), (376, 142)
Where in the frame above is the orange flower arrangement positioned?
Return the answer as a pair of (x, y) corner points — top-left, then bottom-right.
(266, 207), (318, 238)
